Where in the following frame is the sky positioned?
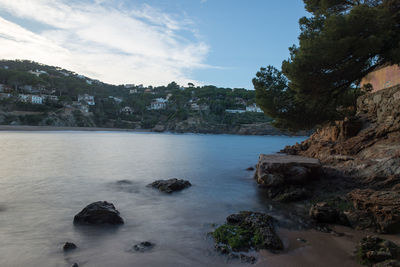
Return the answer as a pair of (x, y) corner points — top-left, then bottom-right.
(0, 0), (308, 89)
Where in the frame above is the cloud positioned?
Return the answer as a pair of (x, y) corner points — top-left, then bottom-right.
(0, 0), (210, 86)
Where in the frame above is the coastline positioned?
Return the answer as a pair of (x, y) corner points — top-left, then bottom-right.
(0, 125), (152, 132)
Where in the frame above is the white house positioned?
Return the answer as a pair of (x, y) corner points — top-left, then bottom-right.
(121, 106), (133, 115)
(18, 94), (43, 104)
(31, 95), (43, 104)
(226, 109), (246, 114)
(129, 89), (138, 94)
(150, 98), (168, 110)
(78, 94), (95, 105)
(28, 70), (47, 77)
(246, 104), (263, 113)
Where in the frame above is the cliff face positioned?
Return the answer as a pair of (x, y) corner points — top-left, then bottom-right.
(283, 85), (400, 186)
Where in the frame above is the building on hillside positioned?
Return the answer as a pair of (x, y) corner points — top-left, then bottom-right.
(86, 80), (93, 85)
(18, 94), (43, 104)
(144, 88), (153, 94)
(129, 89), (138, 94)
(42, 95), (59, 102)
(360, 65), (400, 93)
(0, 93), (11, 99)
(78, 94), (95, 105)
(28, 70), (47, 77)
(108, 96), (123, 103)
(246, 104), (263, 113)
(150, 98), (168, 110)
(226, 109), (246, 114)
(121, 106), (133, 115)
(191, 103), (209, 111)
(125, 84), (135, 89)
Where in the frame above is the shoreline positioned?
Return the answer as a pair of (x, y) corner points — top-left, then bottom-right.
(0, 125), (152, 132)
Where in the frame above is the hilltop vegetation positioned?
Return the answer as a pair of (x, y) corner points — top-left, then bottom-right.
(0, 60), (287, 135)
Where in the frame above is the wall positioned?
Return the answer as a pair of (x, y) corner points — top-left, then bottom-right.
(360, 65), (400, 93)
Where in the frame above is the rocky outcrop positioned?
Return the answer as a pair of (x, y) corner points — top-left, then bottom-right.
(212, 211), (283, 254)
(73, 201), (124, 225)
(282, 85), (400, 181)
(148, 178), (191, 193)
(254, 154), (321, 201)
(357, 236), (400, 266)
(347, 189), (400, 233)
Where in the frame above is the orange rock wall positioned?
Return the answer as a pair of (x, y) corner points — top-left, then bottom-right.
(360, 65), (400, 93)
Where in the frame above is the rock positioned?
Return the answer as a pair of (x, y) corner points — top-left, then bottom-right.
(71, 264), (79, 267)
(239, 254), (256, 264)
(246, 167), (255, 171)
(63, 242), (77, 251)
(212, 211), (283, 253)
(357, 236), (400, 266)
(254, 154), (321, 202)
(148, 178), (191, 193)
(373, 260), (400, 267)
(73, 201), (124, 225)
(309, 202), (338, 223)
(273, 188), (309, 202)
(132, 241), (155, 252)
(255, 154), (321, 187)
(348, 189), (400, 233)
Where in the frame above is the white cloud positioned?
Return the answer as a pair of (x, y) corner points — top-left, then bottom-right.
(0, 0), (210, 86)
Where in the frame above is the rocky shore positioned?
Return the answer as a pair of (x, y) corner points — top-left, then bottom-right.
(247, 85), (400, 266)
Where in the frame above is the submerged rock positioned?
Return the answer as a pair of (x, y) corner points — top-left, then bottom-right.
(246, 167), (255, 171)
(73, 201), (124, 225)
(132, 241), (155, 252)
(148, 178), (191, 193)
(357, 236), (400, 266)
(63, 242), (77, 251)
(212, 211), (283, 253)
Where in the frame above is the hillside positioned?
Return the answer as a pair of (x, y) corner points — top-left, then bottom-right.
(0, 60), (293, 135)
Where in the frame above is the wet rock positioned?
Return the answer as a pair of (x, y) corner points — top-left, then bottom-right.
(357, 236), (400, 266)
(73, 201), (124, 225)
(148, 178), (191, 193)
(373, 260), (400, 267)
(132, 241), (155, 252)
(63, 242), (77, 251)
(71, 263), (79, 267)
(254, 154), (321, 202)
(309, 202), (338, 223)
(212, 211), (283, 253)
(348, 189), (400, 233)
(246, 167), (255, 171)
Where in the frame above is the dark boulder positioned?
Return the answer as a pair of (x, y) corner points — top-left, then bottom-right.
(132, 241), (155, 252)
(148, 178), (191, 193)
(246, 167), (255, 171)
(309, 202), (339, 223)
(357, 236), (400, 266)
(63, 242), (77, 251)
(73, 201), (124, 225)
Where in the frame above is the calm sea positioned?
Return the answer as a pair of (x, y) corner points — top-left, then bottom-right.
(0, 131), (305, 267)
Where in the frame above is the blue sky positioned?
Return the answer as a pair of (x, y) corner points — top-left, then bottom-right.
(0, 0), (308, 89)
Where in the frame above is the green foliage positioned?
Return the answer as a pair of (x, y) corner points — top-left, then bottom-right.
(255, 0), (400, 130)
